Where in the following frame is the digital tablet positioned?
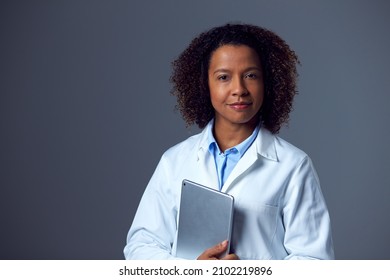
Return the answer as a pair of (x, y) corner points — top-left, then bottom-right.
(175, 179), (234, 259)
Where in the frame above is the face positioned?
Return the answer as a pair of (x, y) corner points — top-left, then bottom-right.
(208, 44), (264, 129)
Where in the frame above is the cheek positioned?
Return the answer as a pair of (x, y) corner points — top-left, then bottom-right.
(208, 83), (223, 104)
(253, 84), (265, 104)
(209, 93), (220, 111)
(252, 90), (264, 112)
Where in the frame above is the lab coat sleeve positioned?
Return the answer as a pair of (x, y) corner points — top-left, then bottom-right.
(123, 154), (183, 260)
(282, 156), (335, 259)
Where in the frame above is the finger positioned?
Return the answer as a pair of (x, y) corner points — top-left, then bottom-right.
(197, 240), (228, 260)
(205, 240), (228, 256)
(221, 253), (239, 260)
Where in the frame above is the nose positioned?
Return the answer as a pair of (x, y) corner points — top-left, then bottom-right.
(231, 76), (248, 97)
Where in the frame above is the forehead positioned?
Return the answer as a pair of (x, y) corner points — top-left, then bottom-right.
(208, 44), (262, 69)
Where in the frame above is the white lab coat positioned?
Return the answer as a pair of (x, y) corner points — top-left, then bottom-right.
(124, 122), (334, 259)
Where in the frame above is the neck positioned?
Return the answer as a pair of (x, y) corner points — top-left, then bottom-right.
(213, 119), (258, 151)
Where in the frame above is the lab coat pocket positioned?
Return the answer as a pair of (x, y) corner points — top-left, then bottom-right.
(232, 201), (279, 260)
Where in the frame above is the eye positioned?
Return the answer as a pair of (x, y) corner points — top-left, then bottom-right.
(217, 74), (229, 81)
(245, 72), (258, 79)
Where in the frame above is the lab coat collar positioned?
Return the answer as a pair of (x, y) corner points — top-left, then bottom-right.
(255, 127), (278, 162)
(195, 121), (278, 191)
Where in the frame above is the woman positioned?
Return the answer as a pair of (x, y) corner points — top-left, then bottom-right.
(124, 23), (334, 260)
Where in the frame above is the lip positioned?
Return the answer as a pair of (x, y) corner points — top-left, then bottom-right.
(228, 102), (252, 110)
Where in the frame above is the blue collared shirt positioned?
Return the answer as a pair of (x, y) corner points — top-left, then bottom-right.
(208, 123), (260, 189)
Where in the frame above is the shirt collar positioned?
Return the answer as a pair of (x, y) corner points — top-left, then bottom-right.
(206, 120), (260, 158)
(198, 120), (278, 162)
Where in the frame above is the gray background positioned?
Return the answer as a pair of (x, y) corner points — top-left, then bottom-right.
(1, 0), (389, 259)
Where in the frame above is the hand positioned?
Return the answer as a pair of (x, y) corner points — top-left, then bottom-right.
(197, 240), (239, 260)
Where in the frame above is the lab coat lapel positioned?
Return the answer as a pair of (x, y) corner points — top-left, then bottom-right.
(195, 127), (219, 190)
(221, 127), (277, 192)
(221, 143), (258, 192)
(196, 148), (219, 190)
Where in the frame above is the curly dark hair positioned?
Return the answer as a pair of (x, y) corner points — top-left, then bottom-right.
(170, 23), (299, 134)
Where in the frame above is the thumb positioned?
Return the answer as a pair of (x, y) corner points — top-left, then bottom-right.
(203, 240), (229, 258)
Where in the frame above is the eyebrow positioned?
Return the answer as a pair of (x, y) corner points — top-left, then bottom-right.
(212, 66), (262, 75)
